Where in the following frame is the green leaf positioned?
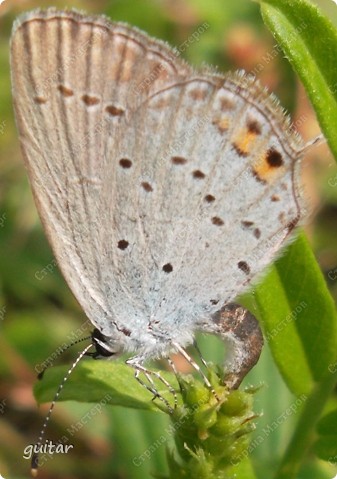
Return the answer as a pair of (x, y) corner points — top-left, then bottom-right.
(314, 409), (337, 462)
(313, 436), (337, 463)
(317, 409), (337, 435)
(34, 360), (179, 411)
(258, 0), (337, 159)
(255, 2), (337, 476)
(253, 232), (337, 396)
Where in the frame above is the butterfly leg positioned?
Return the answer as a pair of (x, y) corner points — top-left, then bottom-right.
(126, 357), (176, 412)
(193, 340), (211, 370)
(172, 342), (220, 401)
(166, 357), (184, 396)
(145, 370), (178, 409)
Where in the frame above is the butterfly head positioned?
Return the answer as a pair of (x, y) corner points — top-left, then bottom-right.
(91, 328), (124, 359)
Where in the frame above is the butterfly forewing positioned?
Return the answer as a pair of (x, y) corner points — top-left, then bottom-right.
(10, 9), (189, 331)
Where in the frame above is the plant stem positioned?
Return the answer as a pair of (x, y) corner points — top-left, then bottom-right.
(275, 367), (337, 479)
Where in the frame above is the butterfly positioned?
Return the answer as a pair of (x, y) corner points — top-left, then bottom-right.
(11, 8), (312, 401)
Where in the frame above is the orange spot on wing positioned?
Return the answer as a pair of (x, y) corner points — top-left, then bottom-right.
(213, 116), (230, 133)
(253, 149), (285, 183)
(233, 129), (258, 156)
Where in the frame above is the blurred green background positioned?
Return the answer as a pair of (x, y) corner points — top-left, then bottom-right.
(0, 0), (337, 478)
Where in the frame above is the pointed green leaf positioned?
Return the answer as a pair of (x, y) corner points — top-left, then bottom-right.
(253, 232), (337, 395)
(259, 0), (337, 159)
(313, 436), (337, 463)
(317, 409), (337, 435)
(34, 360), (179, 411)
(315, 409), (337, 461)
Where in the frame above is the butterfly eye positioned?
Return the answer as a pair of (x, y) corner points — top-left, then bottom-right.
(91, 328), (122, 358)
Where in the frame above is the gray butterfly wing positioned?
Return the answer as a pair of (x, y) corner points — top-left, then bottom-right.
(10, 9), (191, 332)
(101, 74), (305, 341)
